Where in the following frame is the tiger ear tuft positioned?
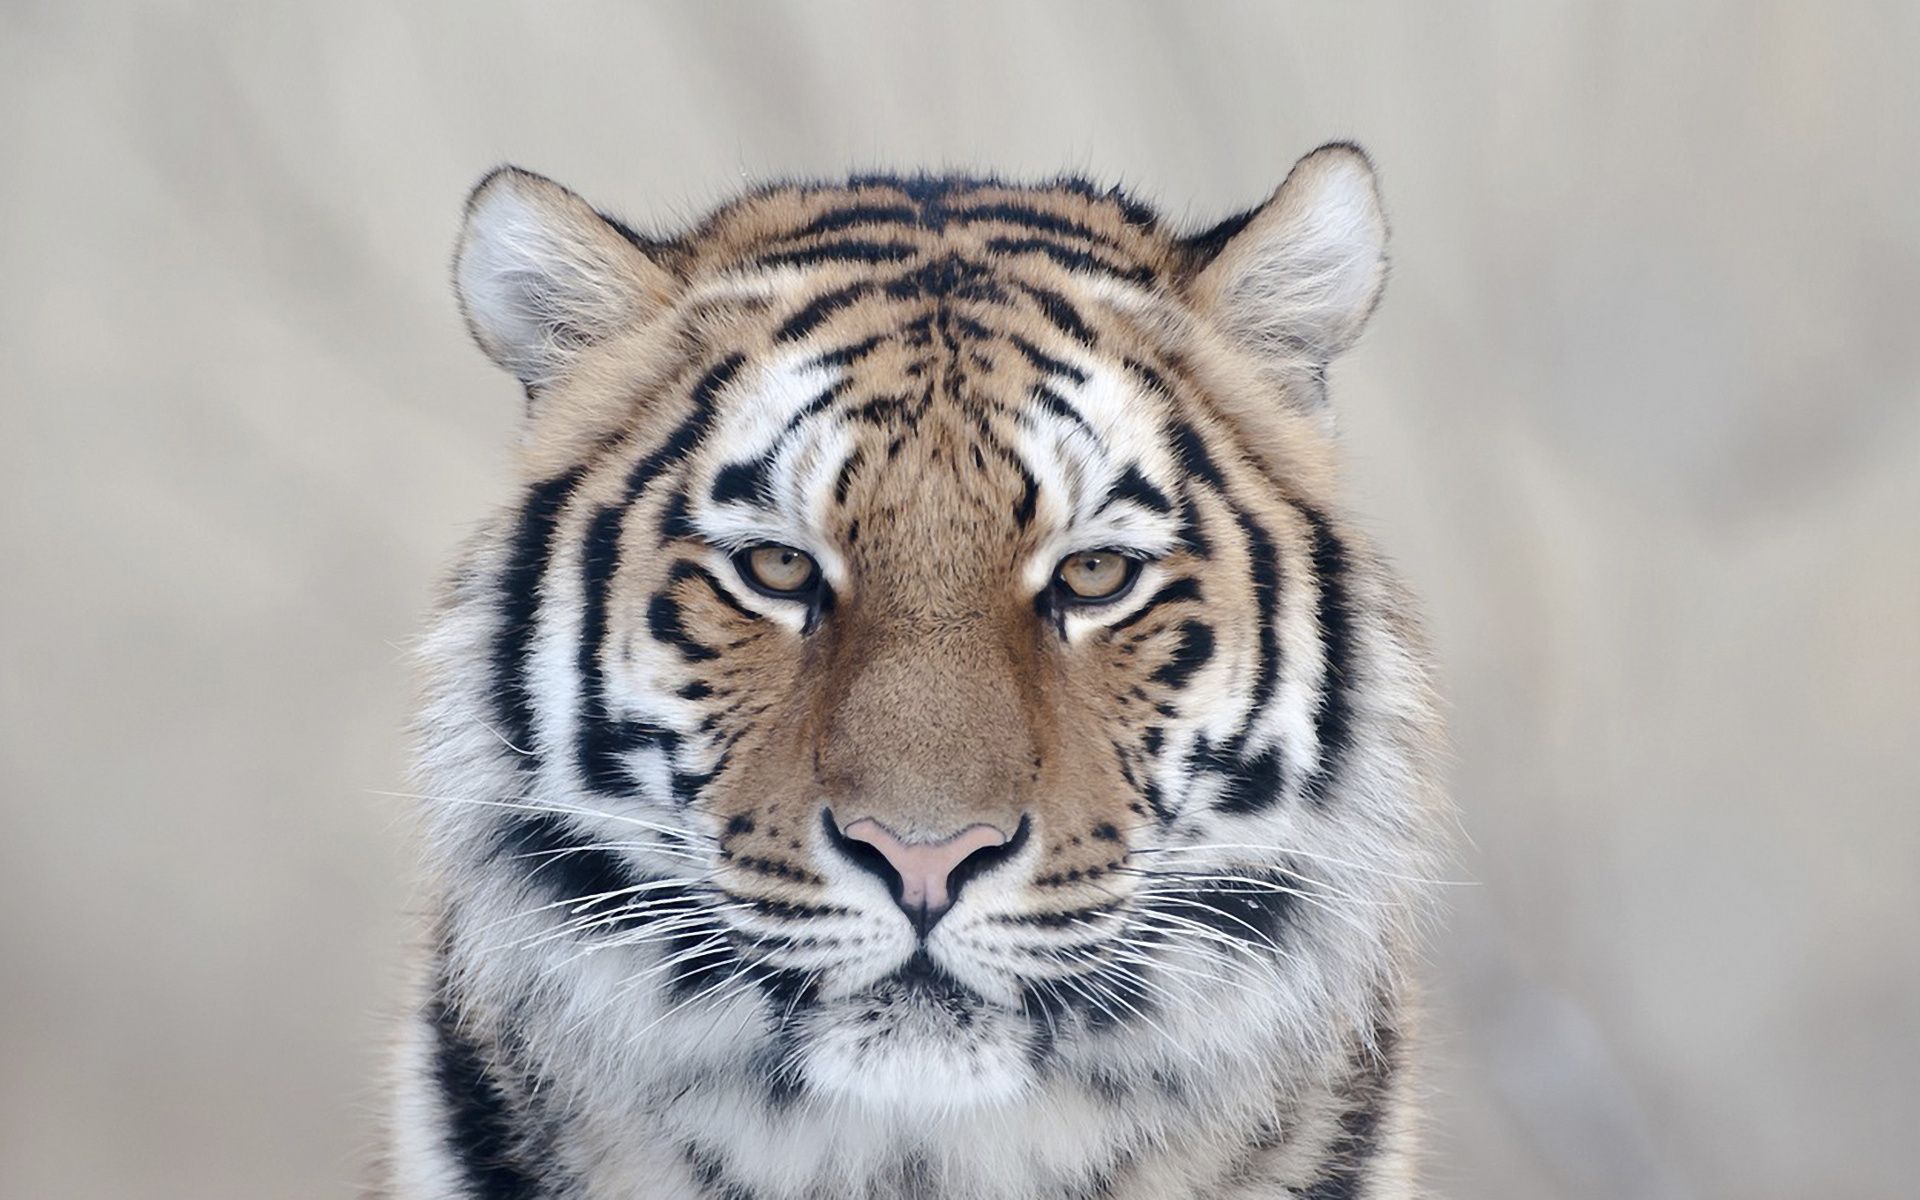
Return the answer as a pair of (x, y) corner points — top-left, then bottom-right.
(1189, 143), (1388, 371)
(454, 166), (672, 389)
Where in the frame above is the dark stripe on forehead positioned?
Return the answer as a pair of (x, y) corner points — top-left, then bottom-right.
(1008, 333), (1088, 384)
(1014, 280), (1096, 345)
(624, 354), (749, 490)
(947, 201), (1120, 248)
(985, 236), (1156, 285)
(810, 333), (888, 368)
(775, 280), (876, 342)
(753, 239), (919, 270)
(783, 202), (919, 240)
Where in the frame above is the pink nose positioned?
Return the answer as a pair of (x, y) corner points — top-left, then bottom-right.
(835, 817), (1011, 915)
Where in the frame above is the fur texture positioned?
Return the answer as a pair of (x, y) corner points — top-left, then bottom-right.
(378, 143), (1448, 1200)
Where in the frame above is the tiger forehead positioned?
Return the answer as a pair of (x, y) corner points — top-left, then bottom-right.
(713, 300), (1158, 562)
(669, 173), (1186, 280)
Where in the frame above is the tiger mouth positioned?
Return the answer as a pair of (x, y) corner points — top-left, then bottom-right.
(876, 948), (982, 1009)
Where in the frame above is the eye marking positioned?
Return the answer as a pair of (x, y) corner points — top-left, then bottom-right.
(1054, 550), (1142, 604)
(733, 543), (822, 600)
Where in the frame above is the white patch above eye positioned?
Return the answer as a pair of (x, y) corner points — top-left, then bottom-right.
(1011, 366), (1186, 603)
(705, 354), (846, 466)
(685, 353), (852, 589)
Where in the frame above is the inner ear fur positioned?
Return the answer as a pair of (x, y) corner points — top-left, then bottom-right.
(1188, 143), (1389, 374)
(453, 166), (675, 390)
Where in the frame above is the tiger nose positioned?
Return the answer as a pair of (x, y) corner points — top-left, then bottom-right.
(824, 811), (1026, 933)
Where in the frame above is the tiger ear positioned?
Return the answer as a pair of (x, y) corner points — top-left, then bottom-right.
(1189, 143), (1388, 371)
(454, 166), (673, 389)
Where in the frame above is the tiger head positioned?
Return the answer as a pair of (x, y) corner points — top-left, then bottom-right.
(421, 146), (1443, 1116)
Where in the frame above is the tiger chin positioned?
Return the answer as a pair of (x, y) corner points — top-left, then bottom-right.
(377, 143), (1449, 1200)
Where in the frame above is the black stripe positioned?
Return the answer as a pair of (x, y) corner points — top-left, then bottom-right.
(1105, 576), (1201, 634)
(1236, 508), (1285, 728)
(1295, 503), (1356, 808)
(782, 379), (851, 434)
(1183, 205), (1260, 268)
(1102, 464), (1172, 514)
(948, 201), (1118, 247)
(1164, 421), (1296, 814)
(491, 472), (587, 760)
(1053, 175), (1161, 229)
(784, 203), (919, 240)
(1149, 620), (1215, 689)
(833, 448), (864, 504)
(431, 989), (543, 1199)
(1014, 280), (1096, 345)
(1013, 464), (1040, 528)
(1208, 742), (1287, 817)
(775, 280), (876, 341)
(1203, 506), (1288, 815)
(577, 505), (682, 792)
(811, 334), (889, 369)
(1169, 420), (1228, 489)
(710, 456), (773, 505)
(1150, 864), (1300, 950)
(568, 354), (746, 798)
(1029, 384), (1095, 434)
(648, 588), (719, 663)
(625, 355), (748, 490)
(493, 810), (669, 929)
(1175, 488), (1212, 558)
(984, 236), (1155, 284)
(658, 489), (694, 541)
(1007, 333), (1089, 384)
(753, 239), (919, 269)
(1297, 1020), (1397, 1199)
(668, 560), (762, 623)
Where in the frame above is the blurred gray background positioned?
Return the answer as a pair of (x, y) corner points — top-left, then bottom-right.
(4, 3), (1917, 1197)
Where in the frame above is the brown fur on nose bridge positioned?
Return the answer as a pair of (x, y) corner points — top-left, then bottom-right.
(811, 604), (1046, 840)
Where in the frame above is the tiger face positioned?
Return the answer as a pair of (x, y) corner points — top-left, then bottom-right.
(423, 148), (1442, 1118)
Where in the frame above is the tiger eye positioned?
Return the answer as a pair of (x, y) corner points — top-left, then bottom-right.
(1056, 551), (1134, 601)
(742, 544), (818, 595)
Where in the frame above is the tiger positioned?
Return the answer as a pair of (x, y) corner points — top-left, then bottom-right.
(378, 142), (1448, 1200)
